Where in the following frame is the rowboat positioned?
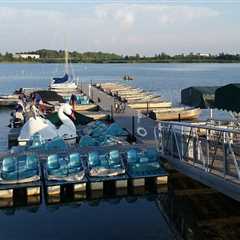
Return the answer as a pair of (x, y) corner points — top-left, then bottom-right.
(74, 104), (98, 112)
(153, 107), (201, 121)
(126, 96), (162, 102)
(128, 101), (172, 109)
(0, 98), (18, 107)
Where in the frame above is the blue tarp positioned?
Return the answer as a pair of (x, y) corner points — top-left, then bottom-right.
(53, 73), (69, 84)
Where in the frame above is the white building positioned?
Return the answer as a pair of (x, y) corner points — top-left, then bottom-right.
(14, 53), (40, 59)
(198, 53), (210, 57)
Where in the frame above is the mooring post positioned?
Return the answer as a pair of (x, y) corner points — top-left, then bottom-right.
(147, 101), (149, 114)
(90, 80), (93, 100)
(178, 113), (181, 122)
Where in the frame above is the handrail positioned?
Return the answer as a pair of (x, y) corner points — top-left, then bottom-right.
(158, 121), (240, 135)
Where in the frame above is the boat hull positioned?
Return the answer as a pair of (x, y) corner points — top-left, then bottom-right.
(18, 136), (77, 146)
(154, 108), (201, 121)
(128, 101), (172, 109)
(74, 104), (98, 111)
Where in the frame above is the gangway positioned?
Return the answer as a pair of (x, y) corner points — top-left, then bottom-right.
(156, 121), (240, 201)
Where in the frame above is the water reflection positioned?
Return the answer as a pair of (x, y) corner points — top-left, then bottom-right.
(0, 172), (238, 239)
(0, 194), (41, 215)
(159, 171), (240, 240)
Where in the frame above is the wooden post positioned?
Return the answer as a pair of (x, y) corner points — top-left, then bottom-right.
(178, 113), (181, 122)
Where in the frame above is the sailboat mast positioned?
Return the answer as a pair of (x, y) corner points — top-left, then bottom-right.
(64, 48), (69, 74)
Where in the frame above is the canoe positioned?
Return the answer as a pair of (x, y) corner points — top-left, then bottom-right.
(154, 107), (201, 121)
(113, 88), (143, 93)
(74, 104), (98, 111)
(0, 98), (18, 107)
(126, 96), (161, 102)
(128, 101), (172, 109)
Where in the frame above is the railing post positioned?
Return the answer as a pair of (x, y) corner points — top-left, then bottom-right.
(193, 129), (197, 166)
(181, 126), (184, 161)
(131, 115), (136, 142)
(170, 126), (173, 157)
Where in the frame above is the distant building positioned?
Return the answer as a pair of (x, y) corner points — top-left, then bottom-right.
(198, 53), (210, 57)
(14, 53), (40, 59)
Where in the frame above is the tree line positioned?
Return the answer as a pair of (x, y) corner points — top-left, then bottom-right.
(1, 49), (240, 63)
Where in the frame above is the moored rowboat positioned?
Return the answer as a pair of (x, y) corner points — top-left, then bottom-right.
(128, 101), (172, 109)
(74, 104), (98, 112)
(152, 107), (201, 121)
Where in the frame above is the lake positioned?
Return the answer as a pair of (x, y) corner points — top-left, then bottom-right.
(0, 63), (239, 240)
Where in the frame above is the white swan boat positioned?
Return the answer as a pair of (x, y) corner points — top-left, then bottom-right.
(18, 103), (77, 146)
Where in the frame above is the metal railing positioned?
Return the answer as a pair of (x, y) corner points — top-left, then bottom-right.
(156, 121), (240, 184)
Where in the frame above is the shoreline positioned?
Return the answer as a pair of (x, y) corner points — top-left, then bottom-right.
(1, 61), (240, 64)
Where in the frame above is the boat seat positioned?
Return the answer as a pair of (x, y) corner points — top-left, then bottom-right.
(109, 150), (121, 168)
(2, 156), (16, 173)
(68, 153), (82, 169)
(26, 155), (38, 170)
(143, 148), (158, 162)
(45, 137), (66, 151)
(127, 149), (139, 163)
(47, 154), (68, 176)
(88, 152), (100, 167)
(99, 154), (109, 168)
(79, 136), (98, 147)
(47, 154), (60, 170)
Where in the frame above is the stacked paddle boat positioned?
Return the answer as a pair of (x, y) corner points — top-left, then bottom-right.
(100, 83), (201, 121)
(79, 121), (129, 147)
(101, 83), (172, 110)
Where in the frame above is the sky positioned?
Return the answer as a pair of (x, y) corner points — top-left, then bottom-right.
(0, 0), (240, 55)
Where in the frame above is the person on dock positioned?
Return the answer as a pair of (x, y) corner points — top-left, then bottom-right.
(69, 93), (77, 110)
(34, 93), (45, 114)
(114, 101), (120, 113)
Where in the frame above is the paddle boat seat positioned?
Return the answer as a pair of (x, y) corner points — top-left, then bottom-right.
(88, 151), (100, 168)
(109, 150), (122, 169)
(127, 149), (139, 164)
(47, 154), (68, 177)
(68, 153), (83, 174)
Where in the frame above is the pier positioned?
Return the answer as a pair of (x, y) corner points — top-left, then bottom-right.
(2, 82), (240, 203)
(81, 83), (240, 201)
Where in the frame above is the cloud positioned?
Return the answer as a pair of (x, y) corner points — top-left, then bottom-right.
(95, 4), (220, 28)
(0, 4), (230, 55)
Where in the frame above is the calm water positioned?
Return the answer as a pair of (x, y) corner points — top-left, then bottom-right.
(0, 63), (240, 240)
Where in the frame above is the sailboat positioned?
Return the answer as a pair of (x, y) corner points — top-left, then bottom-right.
(49, 49), (78, 92)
